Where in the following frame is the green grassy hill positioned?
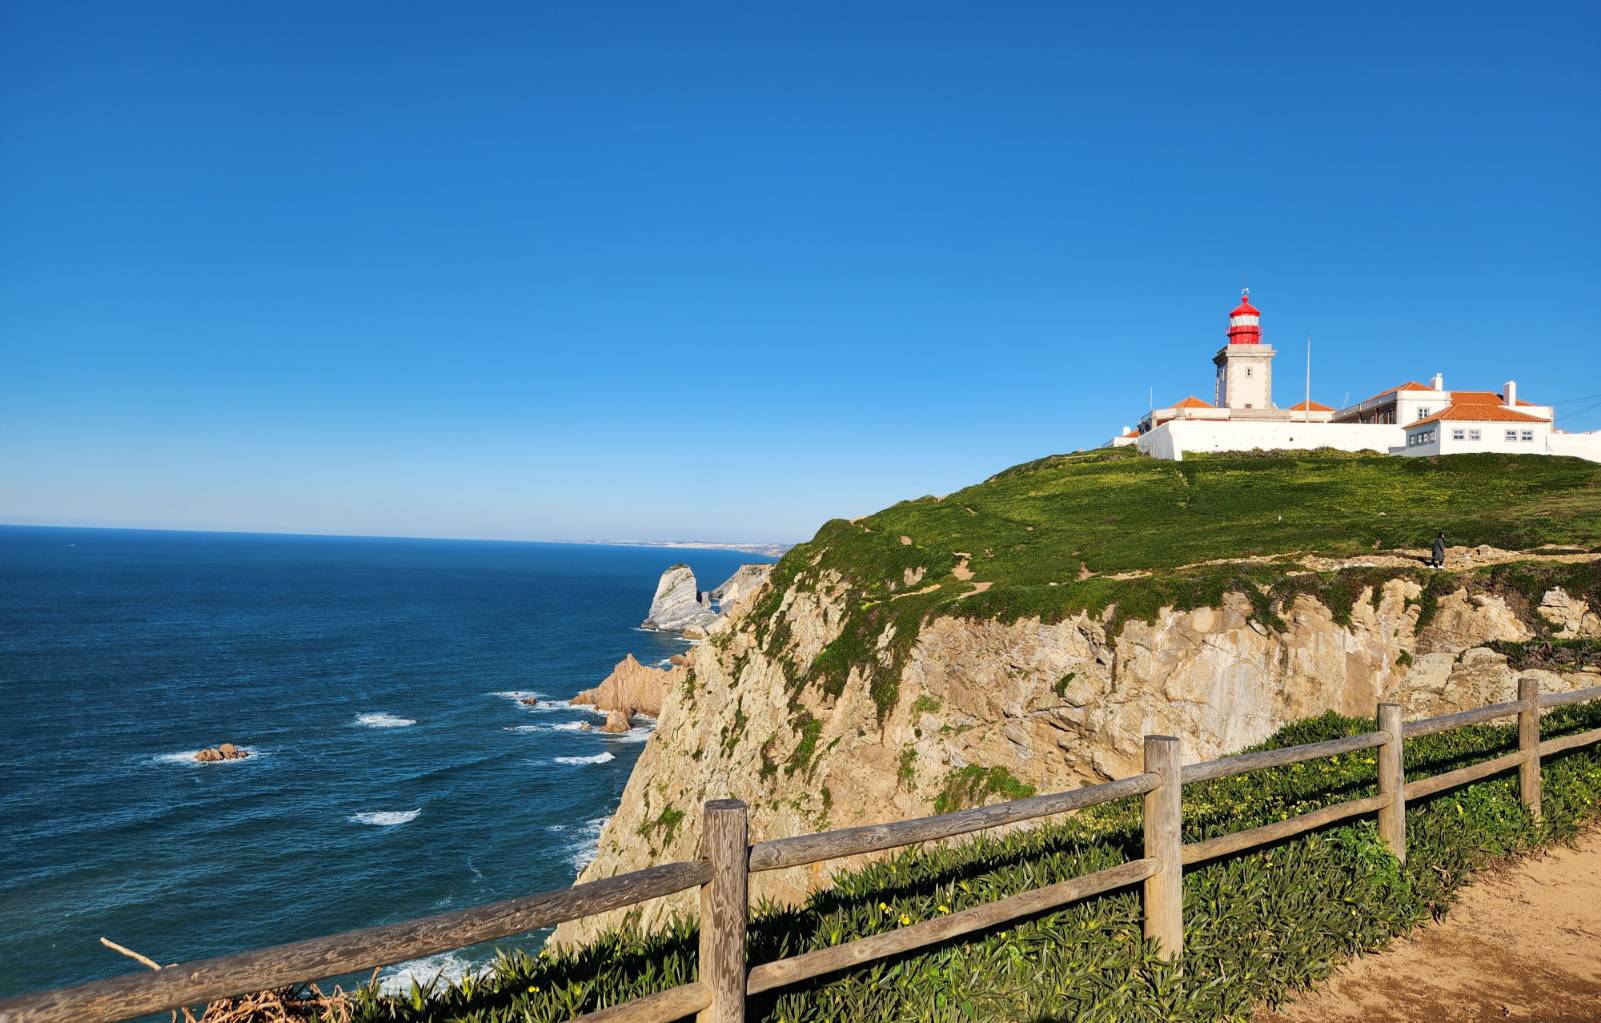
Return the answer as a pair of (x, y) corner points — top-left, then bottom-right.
(745, 450), (1601, 716)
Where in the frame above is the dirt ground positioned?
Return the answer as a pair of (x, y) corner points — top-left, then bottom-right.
(1257, 829), (1601, 1023)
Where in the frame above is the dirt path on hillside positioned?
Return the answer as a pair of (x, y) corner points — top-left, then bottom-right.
(1256, 830), (1601, 1023)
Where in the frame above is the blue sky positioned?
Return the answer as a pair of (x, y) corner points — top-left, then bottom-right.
(3, 2), (1597, 544)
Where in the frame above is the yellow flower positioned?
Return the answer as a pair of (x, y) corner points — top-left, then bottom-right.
(878, 901), (889, 911)
(527, 984), (539, 994)
(937, 904), (950, 914)
(899, 914), (912, 926)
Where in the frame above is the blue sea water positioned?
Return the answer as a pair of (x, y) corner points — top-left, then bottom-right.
(0, 526), (771, 999)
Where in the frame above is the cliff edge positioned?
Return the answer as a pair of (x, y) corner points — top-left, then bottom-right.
(555, 449), (1601, 945)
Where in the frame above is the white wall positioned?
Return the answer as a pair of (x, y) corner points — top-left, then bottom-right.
(1137, 420), (1404, 461)
(1549, 432), (1601, 464)
(1395, 389), (1449, 425)
(1398, 421), (1552, 458)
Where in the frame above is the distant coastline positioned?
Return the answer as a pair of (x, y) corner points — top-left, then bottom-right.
(581, 539), (791, 558)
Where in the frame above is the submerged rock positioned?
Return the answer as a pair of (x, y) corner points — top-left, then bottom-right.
(520, 696), (541, 706)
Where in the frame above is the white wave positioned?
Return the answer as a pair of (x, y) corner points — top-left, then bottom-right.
(506, 719), (589, 734)
(378, 951), (480, 995)
(154, 747), (263, 767)
(490, 691), (576, 712)
(601, 724), (655, 744)
(554, 752), (615, 766)
(349, 809), (420, 826)
(354, 712), (416, 729)
(565, 816), (610, 873)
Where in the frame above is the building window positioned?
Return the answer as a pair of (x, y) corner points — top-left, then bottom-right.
(1506, 430), (1518, 442)
(1416, 407), (1431, 419)
(1452, 429), (1466, 441)
(1521, 430), (1534, 442)
(1245, 367), (1253, 378)
(1469, 429), (1481, 441)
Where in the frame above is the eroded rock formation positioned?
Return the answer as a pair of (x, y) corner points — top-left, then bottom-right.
(641, 565), (717, 633)
(572, 653), (681, 719)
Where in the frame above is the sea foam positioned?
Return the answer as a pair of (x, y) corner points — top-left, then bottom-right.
(554, 752), (614, 766)
(349, 809), (421, 826)
(490, 691), (576, 712)
(507, 720), (588, 734)
(354, 712), (416, 728)
(557, 815), (610, 872)
(378, 951), (480, 995)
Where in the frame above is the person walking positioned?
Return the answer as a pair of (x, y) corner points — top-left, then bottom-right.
(1431, 531), (1447, 569)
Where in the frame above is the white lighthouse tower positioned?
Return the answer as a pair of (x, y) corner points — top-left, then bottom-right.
(1212, 289), (1276, 410)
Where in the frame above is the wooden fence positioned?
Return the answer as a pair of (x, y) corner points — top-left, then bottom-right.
(4, 678), (1600, 1023)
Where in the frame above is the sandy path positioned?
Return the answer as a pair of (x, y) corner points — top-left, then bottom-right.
(1257, 830), (1601, 1023)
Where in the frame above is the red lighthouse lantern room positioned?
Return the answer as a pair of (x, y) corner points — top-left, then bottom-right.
(1227, 289), (1262, 345)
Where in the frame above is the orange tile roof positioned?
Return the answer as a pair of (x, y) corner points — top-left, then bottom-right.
(1170, 396), (1215, 409)
(1352, 380), (1431, 406)
(1443, 390), (1545, 407)
(1288, 399), (1334, 411)
(1411, 404), (1551, 427)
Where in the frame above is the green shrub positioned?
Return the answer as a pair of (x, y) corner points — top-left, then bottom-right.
(345, 703), (1601, 1023)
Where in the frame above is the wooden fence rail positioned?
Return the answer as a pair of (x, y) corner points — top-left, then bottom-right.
(3, 681), (1600, 1023)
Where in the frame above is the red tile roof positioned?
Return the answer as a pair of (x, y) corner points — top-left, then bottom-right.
(1287, 399), (1334, 411)
(1170, 396), (1215, 409)
(1411, 404), (1552, 427)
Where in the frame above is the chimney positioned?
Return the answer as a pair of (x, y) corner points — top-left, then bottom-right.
(1430, 372), (1444, 391)
(1504, 380), (1517, 408)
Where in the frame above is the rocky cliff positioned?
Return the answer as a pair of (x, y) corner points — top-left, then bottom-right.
(553, 450), (1601, 945)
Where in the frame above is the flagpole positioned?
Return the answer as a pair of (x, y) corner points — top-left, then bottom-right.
(1305, 336), (1312, 424)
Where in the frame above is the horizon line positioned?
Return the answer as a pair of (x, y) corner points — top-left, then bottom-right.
(0, 521), (794, 553)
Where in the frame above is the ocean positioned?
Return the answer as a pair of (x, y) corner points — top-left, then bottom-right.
(0, 526), (772, 1000)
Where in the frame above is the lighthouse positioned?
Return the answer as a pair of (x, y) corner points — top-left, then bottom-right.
(1213, 289), (1277, 410)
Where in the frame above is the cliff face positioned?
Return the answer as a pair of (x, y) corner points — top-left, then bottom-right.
(554, 560), (1601, 945)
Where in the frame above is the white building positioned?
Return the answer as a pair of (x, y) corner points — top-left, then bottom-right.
(1112, 292), (1601, 463)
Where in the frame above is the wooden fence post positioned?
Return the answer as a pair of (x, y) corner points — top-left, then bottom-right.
(1376, 703), (1406, 863)
(698, 800), (748, 1023)
(1142, 735), (1183, 961)
(1518, 677), (1542, 824)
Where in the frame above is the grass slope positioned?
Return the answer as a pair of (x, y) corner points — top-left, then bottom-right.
(742, 450), (1601, 716)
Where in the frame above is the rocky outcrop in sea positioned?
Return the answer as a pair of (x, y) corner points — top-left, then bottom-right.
(640, 563), (775, 637)
(640, 564), (717, 633)
(572, 653), (678, 719)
